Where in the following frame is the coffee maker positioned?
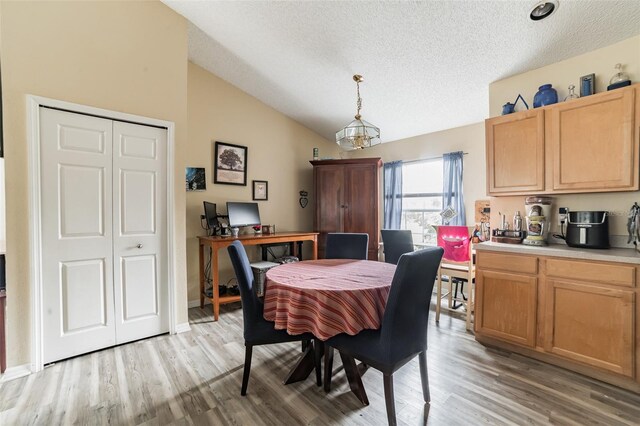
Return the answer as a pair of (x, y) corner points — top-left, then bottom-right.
(523, 196), (552, 246)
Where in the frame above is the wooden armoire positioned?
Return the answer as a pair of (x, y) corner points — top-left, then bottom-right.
(311, 158), (382, 260)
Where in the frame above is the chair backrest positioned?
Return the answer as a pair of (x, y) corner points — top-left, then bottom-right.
(435, 225), (472, 263)
(380, 229), (414, 265)
(379, 247), (444, 363)
(325, 233), (369, 260)
(227, 241), (262, 336)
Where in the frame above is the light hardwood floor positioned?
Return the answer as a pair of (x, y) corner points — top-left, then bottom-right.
(1, 303), (639, 425)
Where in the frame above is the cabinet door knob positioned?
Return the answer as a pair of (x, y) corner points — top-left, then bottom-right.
(136, 244), (143, 249)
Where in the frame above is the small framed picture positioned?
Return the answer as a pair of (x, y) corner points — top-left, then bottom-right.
(185, 167), (206, 191)
(580, 73), (595, 97)
(252, 180), (268, 201)
(214, 141), (247, 186)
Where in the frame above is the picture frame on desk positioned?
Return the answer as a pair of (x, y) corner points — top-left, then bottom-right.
(214, 141), (247, 186)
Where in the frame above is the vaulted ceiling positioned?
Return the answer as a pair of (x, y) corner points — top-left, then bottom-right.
(164, 1), (640, 143)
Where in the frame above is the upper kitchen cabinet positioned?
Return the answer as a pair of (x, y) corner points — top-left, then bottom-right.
(486, 84), (640, 196)
(486, 109), (545, 195)
(549, 86), (637, 193)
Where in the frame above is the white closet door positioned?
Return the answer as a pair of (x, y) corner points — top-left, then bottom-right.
(112, 121), (168, 344)
(41, 108), (115, 364)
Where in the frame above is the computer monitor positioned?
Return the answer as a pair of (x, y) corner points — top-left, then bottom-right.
(227, 202), (261, 228)
(203, 201), (218, 230)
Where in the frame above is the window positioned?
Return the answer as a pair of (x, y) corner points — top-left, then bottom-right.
(401, 159), (443, 244)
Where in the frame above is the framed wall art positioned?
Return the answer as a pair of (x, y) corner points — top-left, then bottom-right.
(214, 141), (247, 185)
(252, 180), (268, 201)
(185, 167), (206, 191)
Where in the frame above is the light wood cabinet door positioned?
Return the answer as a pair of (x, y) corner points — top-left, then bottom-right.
(549, 87), (637, 192)
(486, 109), (545, 195)
(475, 270), (538, 347)
(544, 279), (635, 377)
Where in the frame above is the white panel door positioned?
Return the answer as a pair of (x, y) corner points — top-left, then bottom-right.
(41, 108), (115, 364)
(112, 121), (168, 344)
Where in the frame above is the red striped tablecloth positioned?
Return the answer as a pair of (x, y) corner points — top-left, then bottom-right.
(263, 259), (396, 340)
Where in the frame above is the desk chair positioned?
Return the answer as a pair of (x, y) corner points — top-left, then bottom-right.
(227, 241), (314, 395)
(380, 229), (414, 265)
(324, 247), (444, 426)
(325, 233), (369, 260)
(434, 225), (475, 330)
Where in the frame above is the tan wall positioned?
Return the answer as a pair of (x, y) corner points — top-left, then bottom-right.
(489, 35), (640, 238)
(347, 122), (486, 226)
(0, 1), (188, 368)
(186, 63), (336, 303)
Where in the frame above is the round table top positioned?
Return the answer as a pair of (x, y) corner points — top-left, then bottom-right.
(263, 259), (397, 340)
(265, 259), (396, 291)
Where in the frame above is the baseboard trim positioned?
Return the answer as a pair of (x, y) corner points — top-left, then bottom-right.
(188, 299), (211, 309)
(0, 364), (32, 383)
(175, 322), (191, 334)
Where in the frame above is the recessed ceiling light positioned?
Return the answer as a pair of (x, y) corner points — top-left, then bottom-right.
(530, 0), (559, 21)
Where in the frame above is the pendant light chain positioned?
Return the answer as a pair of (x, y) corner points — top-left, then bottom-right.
(355, 80), (362, 119)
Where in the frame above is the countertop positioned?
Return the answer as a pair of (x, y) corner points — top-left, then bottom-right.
(475, 241), (640, 265)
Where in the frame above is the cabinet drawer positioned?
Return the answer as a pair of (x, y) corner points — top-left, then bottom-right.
(546, 259), (635, 287)
(477, 251), (537, 274)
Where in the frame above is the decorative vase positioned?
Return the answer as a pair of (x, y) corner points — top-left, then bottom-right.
(533, 84), (558, 108)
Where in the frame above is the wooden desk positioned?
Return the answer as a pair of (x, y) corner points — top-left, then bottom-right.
(198, 232), (318, 321)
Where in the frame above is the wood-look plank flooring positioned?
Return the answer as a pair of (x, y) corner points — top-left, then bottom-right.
(1, 303), (639, 425)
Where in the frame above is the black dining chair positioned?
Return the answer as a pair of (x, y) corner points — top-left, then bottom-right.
(380, 229), (414, 265)
(227, 240), (314, 395)
(324, 247), (444, 426)
(325, 232), (369, 260)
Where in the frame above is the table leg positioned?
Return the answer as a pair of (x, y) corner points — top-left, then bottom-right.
(199, 242), (205, 309)
(297, 242), (303, 260)
(283, 343), (316, 384)
(312, 237), (318, 260)
(212, 246), (220, 321)
(339, 352), (369, 406)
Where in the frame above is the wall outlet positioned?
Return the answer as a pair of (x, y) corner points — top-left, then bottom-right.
(558, 207), (568, 226)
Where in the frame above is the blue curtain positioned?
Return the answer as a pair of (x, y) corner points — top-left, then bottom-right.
(383, 161), (403, 229)
(442, 151), (466, 225)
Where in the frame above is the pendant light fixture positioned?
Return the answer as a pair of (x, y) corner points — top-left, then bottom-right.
(336, 74), (381, 150)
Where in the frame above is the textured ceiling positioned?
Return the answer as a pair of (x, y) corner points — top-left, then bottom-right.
(163, 1), (640, 143)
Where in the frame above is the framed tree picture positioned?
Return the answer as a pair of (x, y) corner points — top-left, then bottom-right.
(214, 141), (247, 185)
(252, 180), (268, 201)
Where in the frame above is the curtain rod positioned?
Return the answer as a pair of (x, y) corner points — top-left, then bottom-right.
(402, 152), (469, 165)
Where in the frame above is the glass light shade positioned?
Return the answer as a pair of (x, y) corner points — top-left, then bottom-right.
(335, 118), (381, 150)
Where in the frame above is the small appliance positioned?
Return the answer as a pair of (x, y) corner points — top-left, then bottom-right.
(565, 211), (609, 249)
(523, 196), (552, 246)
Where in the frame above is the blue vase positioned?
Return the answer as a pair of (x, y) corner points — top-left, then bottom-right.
(533, 84), (558, 108)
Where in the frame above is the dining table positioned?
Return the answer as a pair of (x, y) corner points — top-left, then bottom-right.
(263, 258), (396, 401)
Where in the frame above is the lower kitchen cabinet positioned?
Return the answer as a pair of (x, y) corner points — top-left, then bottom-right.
(475, 270), (537, 348)
(544, 279), (635, 377)
(475, 247), (639, 392)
